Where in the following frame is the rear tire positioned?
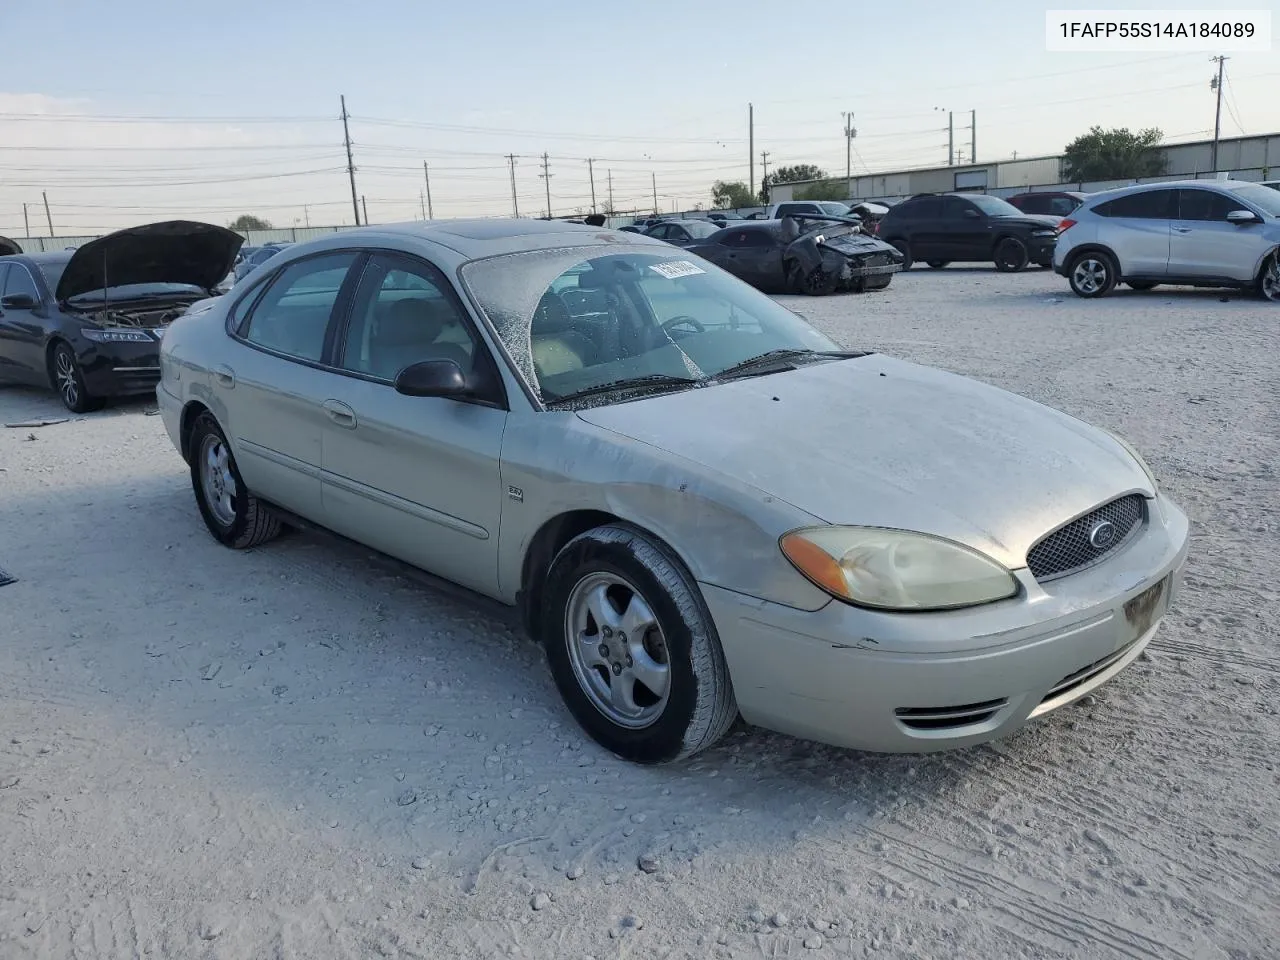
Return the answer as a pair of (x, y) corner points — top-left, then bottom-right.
(888, 240), (913, 270)
(540, 524), (737, 764)
(993, 237), (1029, 272)
(1126, 281), (1158, 291)
(51, 342), (105, 414)
(189, 412), (283, 549)
(1067, 251), (1118, 298)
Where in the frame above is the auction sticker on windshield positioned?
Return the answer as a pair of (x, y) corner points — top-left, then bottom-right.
(649, 260), (706, 280)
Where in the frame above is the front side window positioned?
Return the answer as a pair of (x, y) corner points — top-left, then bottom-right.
(339, 254), (477, 381)
(963, 194), (1023, 217)
(1177, 189), (1240, 221)
(242, 252), (357, 362)
(1225, 183), (1280, 217)
(460, 246), (840, 405)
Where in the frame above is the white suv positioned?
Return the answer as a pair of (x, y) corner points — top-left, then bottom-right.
(1052, 180), (1280, 301)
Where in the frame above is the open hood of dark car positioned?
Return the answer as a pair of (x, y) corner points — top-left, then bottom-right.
(55, 220), (244, 301)
(0, 235), (21, 256)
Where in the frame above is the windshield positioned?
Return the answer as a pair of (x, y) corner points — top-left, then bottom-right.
(965, 194), (1024, 217)
(460, 245), (841, 406)
(67, 282), (206, 302)
(682, 220), (721, 239)
(818, 202), (852, 215)
(1230, 183), (1280, 217)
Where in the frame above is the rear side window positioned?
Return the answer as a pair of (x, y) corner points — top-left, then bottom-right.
(242, 252), (358, 363)
(897, 198), (942, 219)
(720, 230), (775, 248)
(3, 264), (40, 301)
(1048, 196), (1079, 216)
(1014, 195), (1045, 214)
(1176, 189), (1240, 221)
(1093, 189), (1175, 219)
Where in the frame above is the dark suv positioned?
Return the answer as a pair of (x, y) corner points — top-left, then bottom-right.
(875, 193), (1061, 271)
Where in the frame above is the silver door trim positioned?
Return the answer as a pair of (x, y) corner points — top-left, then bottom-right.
(321, 468), (490, 540)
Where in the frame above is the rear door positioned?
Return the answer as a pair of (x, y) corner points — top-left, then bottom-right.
(0, 262), (49, 383)
(896, 197), (944, 258)
(1093, 189), (1174, 276)
(319, 252), (508, 595)
(938, 196), (990, 260)
(1170, 188), (1262, 281)
(217, 251), (363, 521)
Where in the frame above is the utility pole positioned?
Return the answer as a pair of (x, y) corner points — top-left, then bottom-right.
(948, 111), (954, 166)
(586, 158), (597, 213)
(842, 111), (856, 197)
(42, 191), (53, 236)
(361, 195), (369, 225)
(1210, 56), (1228, 172)
(420, 191), (427, 219)
(22, 203), (29, 237)
(539, 152), (553, 218)
(607, 169), (614, 213)
(970, 109), (976, 164)
(748, 102), (755, 197)
(651, 172), (658, 213)
(304, 203), (310, 228)
(340, 95), (360, 226)
(423, 161), (434, 219)
(507, 154), (520, 218)
(760, 151), (770, 192)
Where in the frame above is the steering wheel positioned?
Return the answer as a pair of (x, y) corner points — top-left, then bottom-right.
(661, 315), (706, 338)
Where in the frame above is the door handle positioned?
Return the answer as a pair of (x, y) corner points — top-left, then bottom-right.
(1172, 226), (1193, 233)
(213, 364), (235, 388)
(322, 399), (357, 429)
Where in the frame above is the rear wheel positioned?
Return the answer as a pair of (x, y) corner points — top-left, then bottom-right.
(189, 412), (283, 549)
(51, 342), (105, 414)
(1126, 281), (1158, 291)
(926, 260), (950, 269)
(541, 524), (737, 764)
(1067, 251), (1118, 298)
(889, 240), (913, 270)
(993, 237), (1029, 272)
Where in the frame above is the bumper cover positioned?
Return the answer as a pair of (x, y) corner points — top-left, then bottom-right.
(78, 340), (162, 397)
(701, 495), (1189, 753)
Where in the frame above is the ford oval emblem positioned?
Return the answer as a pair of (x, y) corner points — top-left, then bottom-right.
(1088, 520), (1117, 549)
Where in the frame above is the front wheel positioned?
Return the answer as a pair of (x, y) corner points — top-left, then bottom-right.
(1260, 253), (1280, 302)
(888, 240), (913, 270)
(800, 266), (838, 296)
(993, 237), (1029, 272)
(51, 342), (105, 414)
(189, 412), (283, 549)
(1068, 251), (1118, 298)
(540, 524), (737, 764)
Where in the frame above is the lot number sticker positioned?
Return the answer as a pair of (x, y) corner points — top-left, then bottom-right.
(649, 260), (706, 279)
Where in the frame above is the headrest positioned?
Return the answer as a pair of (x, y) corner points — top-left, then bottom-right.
(381, 297), (446, 344)
(533, 291), (573, 333)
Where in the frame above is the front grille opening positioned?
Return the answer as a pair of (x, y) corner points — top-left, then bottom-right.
(895, 698), (1008, 731)
(1041, 641), (1137, 704)
(1026, 494), (1146, 582)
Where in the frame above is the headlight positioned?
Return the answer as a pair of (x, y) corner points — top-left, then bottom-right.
(1031, 230), (1058, 238)
(780, 526), (1019, 611)
(1103, 429), (1158, 491)
(82, 328), (153, 343)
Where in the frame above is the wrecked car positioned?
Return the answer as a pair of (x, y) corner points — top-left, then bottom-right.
(683, 214), (904, 295)
(0, 220), (242, 412)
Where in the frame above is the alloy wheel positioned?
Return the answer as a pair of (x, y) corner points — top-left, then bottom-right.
(198, 434), (240, 527)
(1263, 257), (1280, 302)
(1072, 257), (1109, 294)
(564, 572), (671, 729)
(54, 348), (79, 408)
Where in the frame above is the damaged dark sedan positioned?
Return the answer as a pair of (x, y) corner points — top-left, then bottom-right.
(683, 215), (903, 295)
(0, 220), (242, 412)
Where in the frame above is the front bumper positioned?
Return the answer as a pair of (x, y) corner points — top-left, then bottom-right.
(77, 339), (162, 398)
(1029, 237), (1056, 265)
(701, 494), (1189, 753)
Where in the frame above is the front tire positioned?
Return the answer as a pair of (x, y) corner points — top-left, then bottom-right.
(800, 266), (838, 296)
(993, 237), (1029, 272)
(189, 412), (283, 549)
(1067, 251), (1118, 298)
(889, 240), (913, 270)
(51, 342), (105, 414)
(1260, 253), (1280, 302)
(540, 524), (737, 764)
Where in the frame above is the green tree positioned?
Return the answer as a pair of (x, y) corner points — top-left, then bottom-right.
(796, 181), (850, 202)
(229, 214), (272, 231)
(1062, 127), (1167, 181)
(711, 180), (757, 209)
(760, 164), (826, 201)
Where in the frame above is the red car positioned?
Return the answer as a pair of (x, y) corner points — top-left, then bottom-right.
(1005, 191), (1088, 218)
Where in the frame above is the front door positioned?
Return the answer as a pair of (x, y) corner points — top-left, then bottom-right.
(939, 196), (990, 260)
(1170, 188), (1263, 282)
(218, 250), (363, 521)
(0, 263), (50, 384)
(319, 252), (508, 597)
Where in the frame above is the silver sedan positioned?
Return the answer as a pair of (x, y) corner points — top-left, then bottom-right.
(157, 219), (1189, 764)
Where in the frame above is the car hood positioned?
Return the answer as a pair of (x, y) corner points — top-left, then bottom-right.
(992, 213), (1061, 230)
(575, 355), (1150, 569)
(55, 220), (244, 301)
(0, 235), (21, 256)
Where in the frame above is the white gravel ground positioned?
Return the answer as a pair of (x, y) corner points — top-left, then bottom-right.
(1, 268), (1277, 960)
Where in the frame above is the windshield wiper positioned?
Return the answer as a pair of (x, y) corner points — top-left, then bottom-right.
(715, 348), (860, 381)
(543, 373), (703, 406)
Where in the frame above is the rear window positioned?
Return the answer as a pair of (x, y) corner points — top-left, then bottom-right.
(1093, 189), (1175, 219)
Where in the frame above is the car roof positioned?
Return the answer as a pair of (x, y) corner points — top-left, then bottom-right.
(1, 250), (73, 267)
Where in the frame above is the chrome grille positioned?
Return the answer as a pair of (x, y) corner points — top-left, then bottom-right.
(1026, 494), (1145, 582)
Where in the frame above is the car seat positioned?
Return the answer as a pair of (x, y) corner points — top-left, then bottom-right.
(369, 297), (472, 381)
(531, 290), (596, 377)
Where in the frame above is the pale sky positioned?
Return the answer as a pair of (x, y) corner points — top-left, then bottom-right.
(2, 0), (1277, 236)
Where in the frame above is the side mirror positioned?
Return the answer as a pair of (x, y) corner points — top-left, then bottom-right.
(1226, 209), (1261, 225)
(394, 359), (469, 398)
(963, 209), (981, 219)
(0, 293), (37, 310)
